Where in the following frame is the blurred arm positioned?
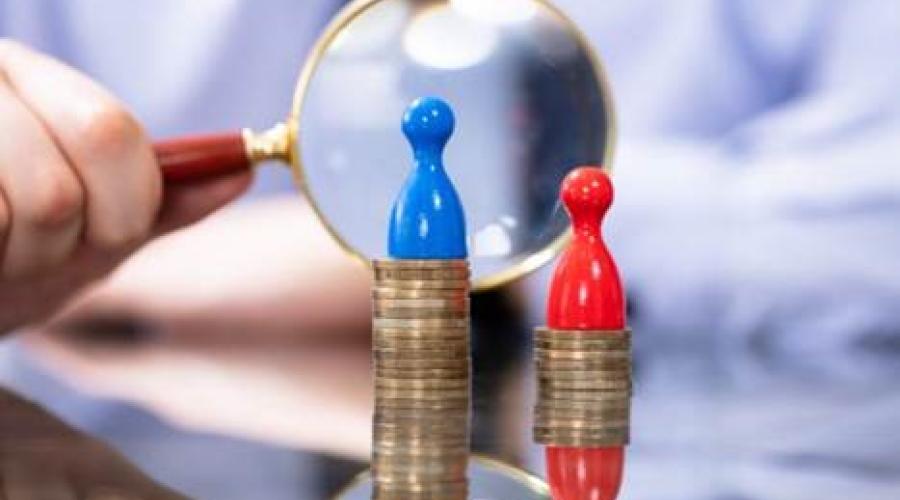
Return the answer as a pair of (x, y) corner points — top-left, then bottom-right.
(558, 0), (900, 378)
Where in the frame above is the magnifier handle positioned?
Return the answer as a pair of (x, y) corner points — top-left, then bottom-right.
(154, 132), (250, 183)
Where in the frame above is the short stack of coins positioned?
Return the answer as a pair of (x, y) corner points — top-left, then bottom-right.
(533, 327), (632, 447)
(371, 260), (471, 500)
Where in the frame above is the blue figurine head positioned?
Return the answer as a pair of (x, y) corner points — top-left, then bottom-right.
(402, 97), (455, 157)
(388, 97), (467, 260)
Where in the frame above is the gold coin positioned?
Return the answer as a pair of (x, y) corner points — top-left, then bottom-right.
(372, 471), (466, 484)
(533, 419), (627, 431)
(534, 367), (631, 380)
(375, 347), (469, 359)
(374, 436), (468, 448)
(535, 358), (630, 371)
(375, 408), (469, 418)
(374, 308), (469, 320)
(534, 348), (630, 361)
(375, 399), (469, 411)
(372, 298), (469, 311)
(372, 455), (467, 466)
(376, 378), (469, 390)
(375, 337), (470, 350)
(374, 422), (469, 433)
(375, 334), (468, 344)
(375, 346), (469, 358)
(376, 386), (470, 397)
(373, 490), (467, 500)
(376, 341), (469, 351)
(376, 363), (469, 374)
(372, 464), (467, 478)
(376, 359), (470, 370)
(373, 330), (469, 345)
(534, 340), (629, 351)
(533, 426), (630, 439)
(375, 409), (468, 418)
(533, 429), (629, 447)
(371, 264), (466, 275)
(373, 482), (468, 494)
(373, 477), (467, 484)
(373, 477), (467, 486)
(537, 376), (631, 388)
(534, 327), (630, 338)
(374, 279), (469, 290)
(374, 429), (468, 440)
(374, 419), (469, 430)
(372, 467), (466, 481)
(538, 377), (631, 390)
(374, 297), (469, 308)
(376, 336), (469, 345)
(372, 454), (467, 465)
(374, 440), (468, 452)
(375, 318), (469, 329)
(372, 471), (466, 483)
(538, 388), (632, 400)
(535, 327), (631, 340)
(372, 438), (469, 449)
(534, 338), (630, 352)
(373, 446), (470, 458)
(375, 342), (469, 353)
(373, 482), (468, 497)
(534, 424), (630, 434)
(375, 268), (471, 281)
(375, 326), (469, 337)
(374, 410), (469, 422)
(376, 363), (469, 373)
(535, 408), (629, 421)
(372, 346), (471, 358)
(534, 419), (629, 433)
(374, 288), (469, 300)
(373, 260), (469, 269)
(374, 418), (469, 430)
(372, 480), (468, 492)
(375, 355), (468, 366)
(535, 398), (629, 411)
(377, 388), (469, 400)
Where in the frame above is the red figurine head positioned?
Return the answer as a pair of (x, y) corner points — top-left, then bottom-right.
(547, 167), (625, 330)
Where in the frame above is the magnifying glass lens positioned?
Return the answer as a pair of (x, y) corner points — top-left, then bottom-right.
(297, 0), (611, 287)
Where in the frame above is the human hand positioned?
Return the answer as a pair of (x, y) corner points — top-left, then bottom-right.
(0, 40), (251, 332)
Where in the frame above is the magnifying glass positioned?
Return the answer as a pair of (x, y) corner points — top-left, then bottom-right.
(154, 0), (615, 291)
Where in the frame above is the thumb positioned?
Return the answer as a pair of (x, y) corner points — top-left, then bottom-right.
(154, 170), (253, 234)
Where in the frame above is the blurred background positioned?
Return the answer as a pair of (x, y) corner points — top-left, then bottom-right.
(1, 0), (899, 498)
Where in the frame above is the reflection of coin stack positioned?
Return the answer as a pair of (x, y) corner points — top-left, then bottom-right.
(533, 328), (632, 447)
(371, 260), (471, 500)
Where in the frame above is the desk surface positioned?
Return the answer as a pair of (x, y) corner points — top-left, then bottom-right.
(0, 292), (898, 500)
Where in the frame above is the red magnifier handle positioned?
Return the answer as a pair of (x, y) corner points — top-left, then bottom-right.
(154, 131), (251, 183)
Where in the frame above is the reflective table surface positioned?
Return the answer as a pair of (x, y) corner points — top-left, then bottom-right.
(0, 200), (897, 499)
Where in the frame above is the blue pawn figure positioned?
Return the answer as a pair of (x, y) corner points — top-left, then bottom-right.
(388, 97), (468, 259)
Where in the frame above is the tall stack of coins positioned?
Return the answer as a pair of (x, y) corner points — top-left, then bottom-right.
(533, 327), (632, 447)
(371, 260), (471, 500)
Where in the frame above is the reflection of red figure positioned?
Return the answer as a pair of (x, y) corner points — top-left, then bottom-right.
(546, 167), (625, 500)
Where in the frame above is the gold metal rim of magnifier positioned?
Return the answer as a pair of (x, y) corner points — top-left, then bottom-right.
(244, 0), (618, 292)
(330, 453), (551, 499)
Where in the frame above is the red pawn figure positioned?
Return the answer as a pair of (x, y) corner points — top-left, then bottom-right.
(546, 167), (626, 500)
